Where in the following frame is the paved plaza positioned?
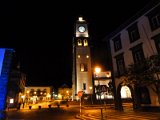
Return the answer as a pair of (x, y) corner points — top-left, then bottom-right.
(5, 102), (160, 120)
(76, 108), (160, 120)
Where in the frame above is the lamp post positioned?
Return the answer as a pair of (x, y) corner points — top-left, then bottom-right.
(95, 67), (101, 102)
(95, 67), (103, 120)
(89, 86), (93, 104)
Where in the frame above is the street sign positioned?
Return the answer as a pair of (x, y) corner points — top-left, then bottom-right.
(78, 91), (83, 97)
(101, 85), (107, 92)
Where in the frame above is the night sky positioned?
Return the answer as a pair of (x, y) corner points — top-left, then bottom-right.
(0, 0), (153, 89)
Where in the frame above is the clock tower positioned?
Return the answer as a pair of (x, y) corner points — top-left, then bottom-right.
(72, 16), (92, 100)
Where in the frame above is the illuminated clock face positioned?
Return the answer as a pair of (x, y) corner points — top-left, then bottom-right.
(78, 26), (86, 33)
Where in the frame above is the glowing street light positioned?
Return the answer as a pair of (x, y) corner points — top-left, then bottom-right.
(95, 67), (101, 86)
(95, 67), (103, 119)
(95, 67), (101, 74)
(89, 86), (92, 91)
(95, 67), (101, 102)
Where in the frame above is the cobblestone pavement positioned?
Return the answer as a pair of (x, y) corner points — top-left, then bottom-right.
(76, 107), (160, 120)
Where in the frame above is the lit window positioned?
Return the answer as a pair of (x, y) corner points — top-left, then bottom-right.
(80, 64), (84, 72)
(84, 39), (88, 46)
(105, 71), (111, 78)
(10, 99), (14, 104)
(80, 63), (88, 72)
(78, 39), (82, 46)
(86, 55), (89, 58)
(121, 86), (131, 98)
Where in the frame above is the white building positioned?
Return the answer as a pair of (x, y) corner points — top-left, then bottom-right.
(24, 86), (53, 104)
(93, 71), (112, 100)
(72, 16), (92, 100)
(104, 0), (160, 108)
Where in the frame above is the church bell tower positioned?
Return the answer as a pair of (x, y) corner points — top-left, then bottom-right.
(72, 16), (92, 100)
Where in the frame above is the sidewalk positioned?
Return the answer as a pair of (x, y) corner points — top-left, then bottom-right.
(76, 105), (160, 120)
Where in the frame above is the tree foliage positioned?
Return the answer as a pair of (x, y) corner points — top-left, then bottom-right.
(108, 81), (113, 95)
(123, 54), (160, 85)
(123, 54), (160, 103)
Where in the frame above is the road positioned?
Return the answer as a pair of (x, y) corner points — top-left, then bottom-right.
(6, 105), (80, 120)
(5, 101), (160, 120)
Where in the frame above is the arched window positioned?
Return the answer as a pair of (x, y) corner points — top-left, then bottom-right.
(77, 39), (82, 46)
(80, 63), (88, 72)
(84, 39), (88, 46)
(121, 86), (131, 98)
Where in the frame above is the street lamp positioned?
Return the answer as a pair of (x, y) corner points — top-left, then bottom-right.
(89, 86), (93, 104)
(95, 67), (101, 102)
(95, 67), (103, 120)
(95, 67), (101, 74)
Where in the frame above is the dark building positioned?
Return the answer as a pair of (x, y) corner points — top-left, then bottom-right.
(103, 0), (160, 109)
